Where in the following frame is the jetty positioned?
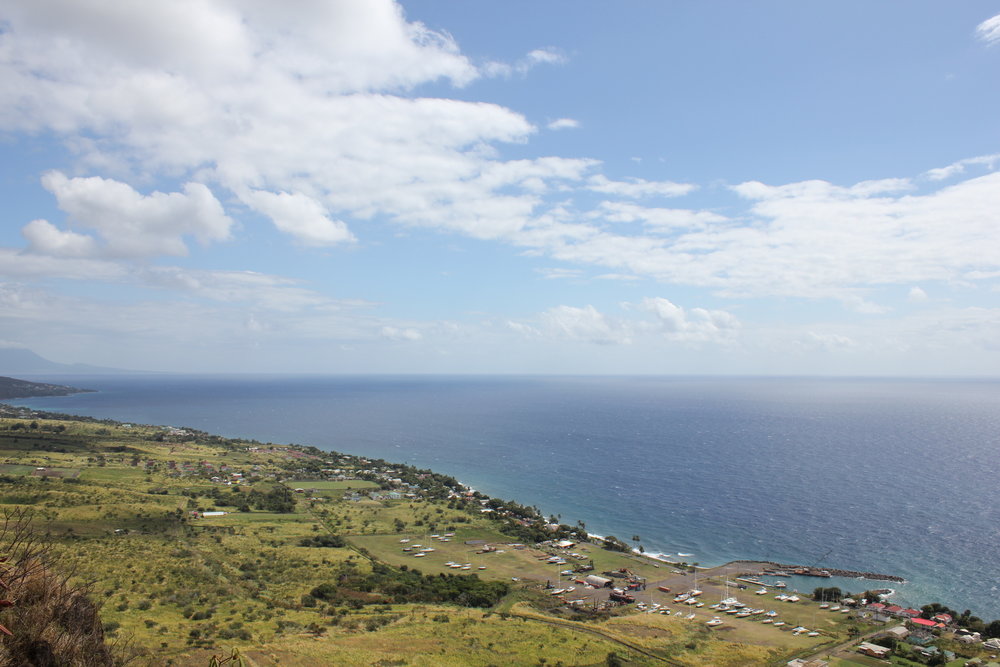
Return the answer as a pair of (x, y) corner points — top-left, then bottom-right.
(730, 560), (905, 583)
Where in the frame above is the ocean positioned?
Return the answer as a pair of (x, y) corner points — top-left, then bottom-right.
(8, 374), (1000, 618)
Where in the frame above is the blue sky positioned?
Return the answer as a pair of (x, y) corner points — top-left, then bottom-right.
(1, 1), (999, 375)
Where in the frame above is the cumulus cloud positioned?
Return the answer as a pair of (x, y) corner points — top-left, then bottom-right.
(3, 0), (1000, 356)
(34, 172), (233, 258)
(22, 219), (99, 258)
(976, 13), (1000, 45)
(637, 297), (740, 343)
(243, 190), (355, 246)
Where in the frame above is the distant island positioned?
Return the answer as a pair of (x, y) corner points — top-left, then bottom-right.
(0, 375), (94, 400)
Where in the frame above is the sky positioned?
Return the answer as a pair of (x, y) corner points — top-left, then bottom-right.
(1, 1), (999, 376)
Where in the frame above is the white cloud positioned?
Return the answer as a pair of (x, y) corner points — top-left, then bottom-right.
(483, 47), (568, 78)
(540, 305), (631, 345)
(537, 268), (584, 280)
(598, 201), (727, 231)
(908, 286), (928, 303)
(588, 175), (696, 198)
(2, 0), (1000, 366)
(243, 190), (355, 246)
(35, 172), (233, 258)
(923, 153), (1000, 181)
(526, 48), (567, 66)
(381, 325), (422, 341)
(637, 297), (740, 343)
(21, 219), (99, 257)
(976, 13), (1000, 45)
(547, 118), (580, 131)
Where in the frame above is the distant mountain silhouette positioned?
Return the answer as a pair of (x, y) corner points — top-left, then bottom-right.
(0, 348), (132, 375)
(0, 375), (95, 399)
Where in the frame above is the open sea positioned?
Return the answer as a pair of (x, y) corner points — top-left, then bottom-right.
(8, 374), (1000, 618)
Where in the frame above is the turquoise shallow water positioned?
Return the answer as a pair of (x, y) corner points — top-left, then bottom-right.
(11, 374), (1000, 618)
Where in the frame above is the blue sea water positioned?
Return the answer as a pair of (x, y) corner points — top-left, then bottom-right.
(9, 375), (1000, 618)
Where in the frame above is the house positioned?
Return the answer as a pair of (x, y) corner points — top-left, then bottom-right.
(983, 637), (1000, 651)
(885, 625), (909, 640)
(931, 612), (952, 624)
(908, 617), (939, 630)
(787, 660), (829, 667)
(857, 642), (891, 658)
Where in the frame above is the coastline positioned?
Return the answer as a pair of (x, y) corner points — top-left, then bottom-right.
(5, 385), (992, 613)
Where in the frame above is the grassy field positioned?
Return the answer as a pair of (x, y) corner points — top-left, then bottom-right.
(0, 412), (977, 666)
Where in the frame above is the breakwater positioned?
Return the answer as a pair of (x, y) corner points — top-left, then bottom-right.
(731, 560), (905, 583)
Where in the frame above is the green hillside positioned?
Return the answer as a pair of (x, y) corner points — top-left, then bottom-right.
(0, 406), (973, 667)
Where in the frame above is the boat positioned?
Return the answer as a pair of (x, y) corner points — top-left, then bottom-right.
(706, 617), (723, 626)
(413, 553), (425, 557)
(829, 605), (840, 611)
(773, 621), (785, 627)
(756, 588), (768, 595)
(765, 610), (778, 617)
(774, 581), (787, 589)
(786, 595), (799, 603)
(761, 618), (772, 624)
(819, 603), (829, 609)
(807, 631), (820, 637)
(685, 613), (696, 619)
(677, 553), (693, 558)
